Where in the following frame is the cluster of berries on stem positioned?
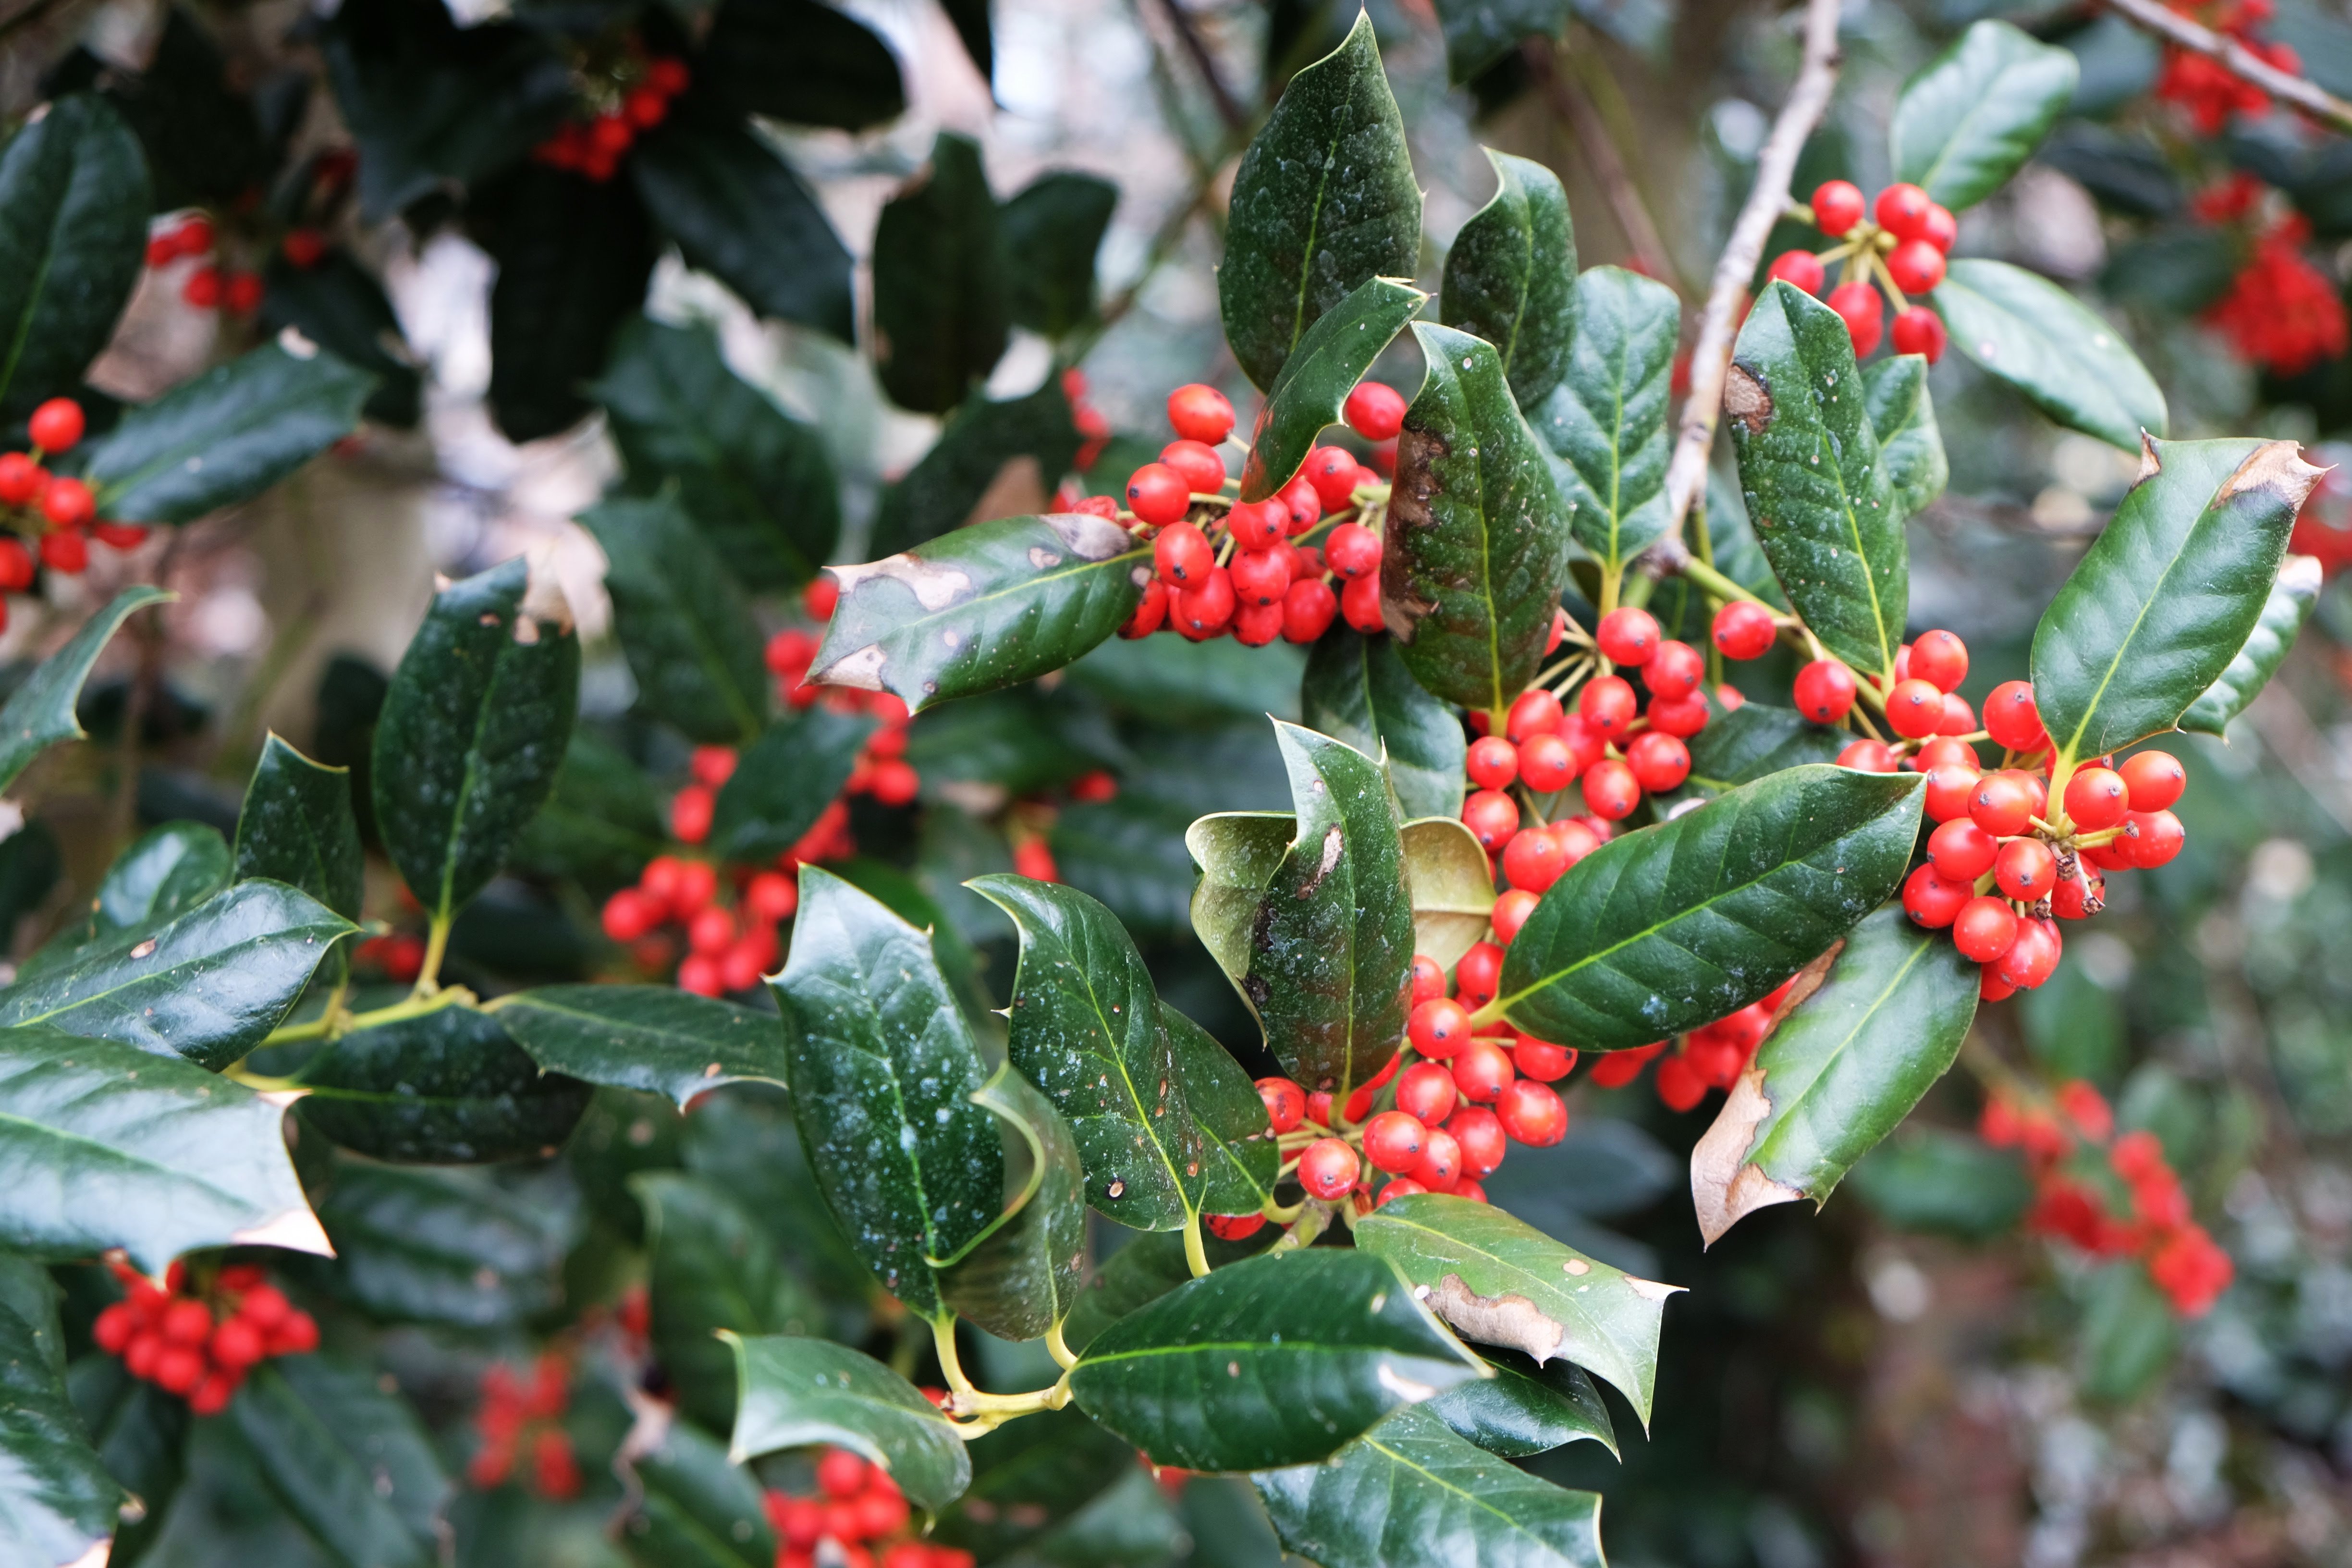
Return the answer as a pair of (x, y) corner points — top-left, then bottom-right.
(91, 1258), (318, 1415)
(467, 1352), (583, 1497)
(146, 212), (265, 316)
(761, 1447), (969, 1568)
(1764, 179), (1960, 363)
(0, 395), (151, 599)
(2191, 176), (2349, 377)
(2154, 0), (2301, 133)
(533, 47), (690, 181)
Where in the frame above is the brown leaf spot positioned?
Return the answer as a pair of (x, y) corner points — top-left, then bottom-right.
(1378, 425), (1448, 644)
(2132, 431), (2162, 489)
(1690, 1067), (1805, 1247)
(1295, 824), (1345, 898)
(2219, 439), (2328, 514)
(1426, 1273), (1567, 1363)
(1765, 940), (1842, 1032)
(1723, 365), (1773, 435)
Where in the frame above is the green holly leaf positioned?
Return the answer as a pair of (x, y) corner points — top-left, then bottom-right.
(0, 880), (355, 1069)
(592, 315), (842, 591)
(868, 380), (1085, 558)
(580, 493), (768, 745)
(1430, 0), (1569, 82)
(1186, 811), (1295, 994)
(0, 1256), (122, 1568)
(1238, 276), (1425, 503)
(509, 732), (666, 885)
(1302, 628), (1468, 822)
(1727, 281), (1905, 685)
(1440, 151), (1578, 413)
(2034, 438), (2322, 765)
(1356, 1192), (1676, 1427)
(1068, 1249), (1482, 1472)
(1400, 816), (1496, 971)
(25, 821), (228, 972)
(813, 512), (1147, 714)
(1889, 19), (2079, 212)
(65, 1356), (183, 1568)
(1220, 13), (1421, 391)
(634, 1171), (821, 1432)
(294, 1004), (591, 1164)
(1678, 701), (1846, 798)
(1933, 258), (2166, 452)
(0, 94), (149, 425)
(707, 709), (875, 864)
(621, 1417), (774, 1568)
(1060, 1225), (1279, 1354)
(1496, 765), (1923, 1052)
(1254, 1403), (1605, 1568)
(1385, 322), (1571, 715)
(631, 115), (857, 343)
(695, 0), (905, 131)
(1160, 1002), (1283, 1219)
(726, 1334), (972, 1514)
(1539, 264), (1680, 571)
(1425, 1348), (1617, 1458)
(931, 1409), (1135, 1563)
(1863, 354), (1949, 522)
(1689, 905), (1980, 1246)
(1849, 1127), (2034, 1239)
(2182, 553), (2322, 736)
(229, 1356), (450, 1568)
(1004, 171), (1118, 339)
(0, 585), (169, 795)
(770, 867), (1003, 1319)
(305, 1161), (578, 1328)
(373, 557), (581, 925)
(235, 735), (364, 921)
(259, 251), (422, 427)
(495, 985), (788, 1109)
(937, 1064), (1087, 1341)
(871, 131), (1009, 414)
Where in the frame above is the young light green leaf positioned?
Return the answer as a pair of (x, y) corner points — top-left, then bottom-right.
(1302, 628), (1469, 822)
(813, 512), (1147, 714)
(1863, 353), (1949, 521)
(635, 1171), (821, 1431)
(708, 709), (875, 863)
(235, 734), (363, 919)
(1495, 765), (1924, 1051)
(1727, 281), (1905, 684)
(1690, 905), (1981, 1245)
(1440, 150), (1578, 413)
(0, 585), (170, 795)
(0, 1025), (330, 1274)
(229, 1356), (449, 1568)
(1890, 19), (2079, 212)
(373, 557), (580, 924)
(1425, 1348), (1617, 1458)
(1385, 322), (1572, 714)
(727, 1334), (972, 1513)
(937, 1064), (1087, 1340)
(2034, 438), (2322, 765)
(1355, 1191), (1676, 1427)
(1068, 1249), (1482, 1472)
(1935, 258), (2166, 451)
(306, 1161), (578, 1329)
(581, 493), (768, 745)
(1004, 171), (1118, 339)
(868, 379), (1084, 558)
(1220, 13), (1421, 391)
(1539, 264), (1679, 570)
(1238, 276), (1424, 503)
(294, 1003), (591, 1164)
(0, 1257), (122, 1568)
(1184, 810), (1295, 987)
(2182, 553), (2322, 736)
(1401, 816), (1496, 970)
(871, 131), (1008, 414)
(0, 94), (149, 425)
(495, 985), (788, 1108)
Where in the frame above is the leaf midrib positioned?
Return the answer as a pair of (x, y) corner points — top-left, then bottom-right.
(1359, 1428), (1572, 1543)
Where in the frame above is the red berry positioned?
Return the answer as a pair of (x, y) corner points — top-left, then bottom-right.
(1766, 250), (1826, 294)
(1500, 826), (1565, 893)
(1496, 1079), (1567, 1146)
(266, 1310), (318, 1356)
(601, 889), (657, 942)
(175, 216), (215, 256)
(1826, 282), (1883, 355)
(1875, 183), (1933, 239)
(1994, 916), (2061, 990)
(1451, 1039), (1515, 1105)
(1518, 732), (1576, 793)
(2052, 867), (2105, 919)
(1905, 629), (1966, 693)
(1119, 579), (1168, 639)
(1167, 383), (1235, 443)
(1126, 463), (1191, 525)
(1323, 521), (1382, 579)
(1454, 941), (1503, 1003)
(1412, 1127), (1462, 1191)
(1886, 239), (1946, 294)
(1013, 838), (1058, 883)
(1153, 521), (1212, 586)
(1339, 574), (1384, 632)
(1982, 681), (2046, 752)
(1490, 888), (1539, 943)
(1902, 863), (1971, 928)
(1278, 475), (1323, 532)
(1159, 439), (1225, 495)
(1885, 677), (1945, 739)
(804, 576), (841, 619)
(1595, 607), (1660, 666)
(1645, 639), (1703, 699)
(1547, 818), (1601, 866)
(1396, 1061), (1458, 1125)
(1447, 1106), (1507, 1176)
(2118, 750), (2184, 811)
(1890, 306), (1947, 363)
(1647, 693), (1709, 737)
(1362, 1110), (1427, 1174)
(1461, 788), (1519, 850)
(1174, 566), (1237, 638)
(672, 859), (719, 913)
(1226, 498), (1286, 550)
(1969, 771), (2038, 837)
(162, 1298), (214, 1345)
(1923, 763), (1980, 822)
(1506, 689), (1564, 742)
(1409, 997), (1473, 1060)
(1654, 1054), (1707, 1111)
(2126, 808), (2185, 869)
(1410, 955), (1446, 1003)
(1513, 1035), (1575, 1081)
(94, 1302), (137, 1354)
(1580, 757), (1640, 821)
(1928, 818), (1997, 880)
(1995, 838), (2057, 901)
(2063, 767), (2129, 831)
(1811, 180), (1866, 237)
(210, 1316), (266, 1370)
(237, 1285), (291, 1332)
(1207, 1212), (1267, 1240)
(1920, 203), (1958, 252)
(223, 271), (263, 315)
(1370, 1177), (1423, 1208)
(1792, 659), (1857, 723)
(818, 1447), (869, 1499)
(669, 784), (714, 844)
(1713, 600), (1777, 660)
(40, 477), (94, 529)
(155, 1345), (206, 1395)
(1298, 1137), (1360, 1199)
(0, 453), (42, 506)
(1914, 736), (1973, 772)
(183, 266), (221, 308)
(687, 906), (736, 957)
(1625, 731), (1690, 792)
(1578, 674), (1636, 738)
(1838, 738), (1895, 772)
(1257, 1076), (1306, 1132)
(26, 397), (84, 453)
(1466, 740), (1521, 795)
(1281, 578), (1337, 643)
(1344, 382), (1406, 441)
(1951, 896), (2019, 962)
(1230, 547), (1289, 608)
(1303, 446), (1360, 511)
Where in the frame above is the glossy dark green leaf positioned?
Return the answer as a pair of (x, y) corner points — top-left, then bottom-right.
(496, 985), (787, 1109)
(1004, 171), (1118, 338)
(509, 731), (665, 884)
(938, 1064), (1087, 1340)
(593, 317), (839, 591)
(0, 880), (354, 1069)
(1441, 150), (1577, 413)
(932, 1407), (1135, 1562)
(631, 114), (855, 343)
(1303, 628), (1468, 821)
(1425, 1348), (1616, 1458)
(1401, 816), (1496, 971)
(0, 94), (149, 425)
(65, 1355), (184, 1568)
(634, 1171), (820, 1431)
(235, 735), (363, 920)
(1220, 13), (1421, 391)
(1689, 905), (1980, 1245)
(1356, 1192), (1675, 1427)
(871, 131), (1008, 414)
(1186, 810), (1295, 994)
(1678, 702), (1845, 797)
(1862, 353), (1948, 522)
(814, 512), (1147, 714)
(1890, 19), (2079, 212)
(308, 1161), (578, 1327)
(1934, 258), (2165, 452)
(1165, 1003), (1284, 1219)
(2182, 554), (2321, 736)
(1027, 1466), (1187, 1567)
(726, 1334), (972, 1513)
(1060, 1225), (1279, 1354)
(1727, 281), (1906, 684)
(622, 1417), (774, 1568)
(868, 378), (1085, 557)
(2082, 1262), (2177, 1403)
(1431, 0), (1568, 82)
(2034, 438), (2321, 764)
(229, 1356), (449, 1568)
(770, 867), (1002, 1318)
(0, 1257), (121, 1568)
(1539, 264), (1679, 570)
(0, 585), (168, 795)
(373, 557), (581, 924)
(1254, 1403), (1605, 1568)
(1069, 1248), (1481, 1471)
(707, 709), (875, 864)
(259, 250), (422, 427)
(26, 821), (229, 972)
(581, 494), (767, 745)
(1239, 276), (1424, 503)
(85, 339), (373, 524)
(1849, 1127), (2034, 1239)
(696, 0), (905, 131)
(1496, 764), (1923, 1052)
(971, 874), (1274, 1230)
(1384, 322), (1572, 714)
(295, 1004), (590, 1163)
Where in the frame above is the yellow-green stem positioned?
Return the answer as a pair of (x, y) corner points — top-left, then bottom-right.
(1676, 555), (1766, 608)
(415, 913), (453, 996)
(1182, 1212), (1211, 1279)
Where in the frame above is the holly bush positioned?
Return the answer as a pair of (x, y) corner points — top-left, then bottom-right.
(0, 0), (2345, 1565)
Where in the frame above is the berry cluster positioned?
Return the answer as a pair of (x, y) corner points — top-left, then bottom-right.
(0, 395), (151, 597)
(2154, 0), (2300, 133)
(1583, 979), (1805, 1111)
(760, 1448), (970, 1568)
(533, 51), (690, 181)
(1764, 179), (1960, 363)
(1089, 380), (1401, 646)
(145, 212), (267, 316)
(467, 1353), (582, 1498)
(91, 1260), (318, 1415)
(355, 930), (427, 983)
(601, 848), (797, 997)
(1981, 1080), (2234, 1317)
(2194, 181), (2348, 377)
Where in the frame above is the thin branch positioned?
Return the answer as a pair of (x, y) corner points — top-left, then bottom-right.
(2101, 0), (2352, 135)
(1657, 0), (1844, 548)
(1521, 37), (1684, 295)
(1149, 0), (1248, 134)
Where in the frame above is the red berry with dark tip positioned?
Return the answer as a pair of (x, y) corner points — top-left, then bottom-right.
(1496, 1079), (1567, 1146)
(1793, 659), (1857, 723)
(1126, 463), (1190, 526)
(1362, 1111), (1427, 1174)
(1582, 757), (1641, 821)
(1298, 1137), (1360, 1199)
(1324, 522), (1382, 579)
(1996, 838), (2057, 901)
(1713, 600), (1777, 660)
(1257, 1077), (1305, 1132)
(1645, 639), (1703, 699)
(2119, 750), (2184, 811)
(1811, 180), (1865, 237)
(1340, 574), (1384, 632)
(1167, 383), (1235, 443)
(1952, 896), (2019, 962)
(1886, 238), (1946, 294)
(2064, 767), (2130, 831)
(1518, 732), (1576, 793)
(1501, 826), (1565, 893)
(1875, 183), (1933, 239)
(1626, 731), (1689, 793)
(1462, 788), (1519, 850)
(1891, 306), (1947, 363)
(1154, 521), (1212, 586)
(1595, 607), (1660, 667)
(1409, 997), (1474, 1060)
(1902, 863), (1971, 928)
(1579, 674), (1636, 739)
(1396, 1061), (1458, 1125)
(1343, 381), (1406, 441)
(1304, 446), (1360, 511)
(1451, 1039), (1515, 1105)
(1983, 681), (2046, 752)
(1467, 736), (1519, 790)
